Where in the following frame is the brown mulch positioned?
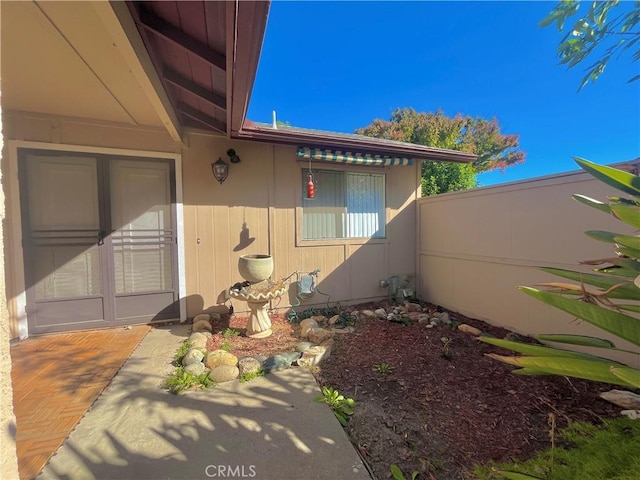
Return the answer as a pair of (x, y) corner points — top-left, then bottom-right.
(203, 302), (620, 480)
(206, 313), (299, 357)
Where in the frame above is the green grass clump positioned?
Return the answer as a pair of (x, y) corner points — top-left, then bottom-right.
(221, 327), (241, 338)
(173, 340), (193, 365)
(239, 368), (265, 383)
(474, 418), (640, 480)
(163, 367), (215, 394)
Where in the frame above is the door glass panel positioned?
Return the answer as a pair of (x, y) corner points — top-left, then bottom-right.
(27, 156), (100, 231)
(33, 245), (103, 300)
(26, 155), (103, 301)
(113, 243), (172, 294)
(110, 160), (173, 294)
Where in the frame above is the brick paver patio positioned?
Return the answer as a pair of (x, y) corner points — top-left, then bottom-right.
(10, 325), (150, 479)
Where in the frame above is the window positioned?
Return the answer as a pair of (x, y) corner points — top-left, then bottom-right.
(302, 169), (385, 240)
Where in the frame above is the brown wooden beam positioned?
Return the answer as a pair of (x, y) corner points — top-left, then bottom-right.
(163, 68), (226, 111)
(177, 102), (226, 133)
(138, 6), (226, 72)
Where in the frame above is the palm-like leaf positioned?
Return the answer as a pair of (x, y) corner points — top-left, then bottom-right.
(487, 355), (635, 387)
(519, 287), (640, 347)
(486, 159), (640, 391)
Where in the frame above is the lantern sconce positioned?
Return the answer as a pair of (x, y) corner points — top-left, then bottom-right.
(211, 158), (229, 184)
(211, 149), (241, 185)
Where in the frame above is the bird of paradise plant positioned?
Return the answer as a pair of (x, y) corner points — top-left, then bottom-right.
(481, 157), (640, 390)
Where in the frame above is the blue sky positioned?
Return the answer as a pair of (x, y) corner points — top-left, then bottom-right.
(247, 1), (640, 187)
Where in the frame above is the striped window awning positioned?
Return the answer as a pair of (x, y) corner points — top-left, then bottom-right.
(296, 147), (414, 166)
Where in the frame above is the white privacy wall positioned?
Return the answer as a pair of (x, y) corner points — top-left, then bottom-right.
(417, 165), (639, 363)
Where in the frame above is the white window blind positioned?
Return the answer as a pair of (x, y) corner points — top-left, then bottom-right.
(302, 170), (385, 240)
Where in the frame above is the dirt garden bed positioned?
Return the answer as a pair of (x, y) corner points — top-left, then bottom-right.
(206, 301), (620, 480)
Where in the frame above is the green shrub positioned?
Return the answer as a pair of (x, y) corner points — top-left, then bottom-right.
(314, 386), (356, 426)
(163, 367), (215, 394)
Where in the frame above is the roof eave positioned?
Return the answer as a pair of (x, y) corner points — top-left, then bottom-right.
(227, 1), (271, 137)
(234, 125), (477, 163)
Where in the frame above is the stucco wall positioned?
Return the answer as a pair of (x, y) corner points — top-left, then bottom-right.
(417, 167), (638, 364)
(4, 113), (421, 335)
(1, 101), (21, 480)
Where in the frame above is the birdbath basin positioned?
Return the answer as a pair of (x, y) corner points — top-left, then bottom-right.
(227, 279), (287, 338)
(238, 254), (274, 283)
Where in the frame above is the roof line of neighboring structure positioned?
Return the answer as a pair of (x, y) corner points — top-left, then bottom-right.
(235, 121), (477, 163)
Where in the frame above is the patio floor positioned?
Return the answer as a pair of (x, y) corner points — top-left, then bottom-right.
(10, 325), (150, 480)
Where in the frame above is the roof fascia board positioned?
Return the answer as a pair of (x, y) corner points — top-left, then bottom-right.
(228, 1), (270, 136)
(234, 127), (477, 163)
(95, 1), (182, 142)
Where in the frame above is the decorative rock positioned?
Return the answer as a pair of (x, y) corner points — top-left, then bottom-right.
(418, 316), (431, 326)
(360, 310), (377, 319)
(184, 362), (206, 376)
(280, 351), (302, 364)
(310, 315), (328, 327)
(374, 308), (387, 319)
(429, 317), (441, 325)
(295, 341), (315, 353)
(320, 338), (335, 348)
(189, 332), (210, 350)
(238, 357), (262, 376)
(332, 326), (355, 334)
(253, 355), (268, 365)
(440, 312), (451, 325)
(406, 303), (422, 312)
(297, 345), (332, 368)
(600, 390), (640, 410)
(425, 324), (435, 329)
(328, 315), (340, 325)
(209, 365), (239, 383)
(263, 354), (295, 373)
(205, 350), (238, 369)
(620, 410), (640, 420)
(458, 324), (482, 336)
(193, 313), (211, 323)
(182, 348), (205, 367)
(299, 318), (319, 339)
(192, 319), (213, 333)
(308, 328), (334, 344)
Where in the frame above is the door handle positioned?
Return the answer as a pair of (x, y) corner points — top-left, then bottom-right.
(97, 230), (105, 246)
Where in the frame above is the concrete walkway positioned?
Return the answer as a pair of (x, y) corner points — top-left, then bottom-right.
(39, 324), (371, 480)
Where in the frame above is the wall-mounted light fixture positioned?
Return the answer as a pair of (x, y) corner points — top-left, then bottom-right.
(211, 158), (229, 184)
(227, 148), (241, 164)
(212, 149), (241, 184)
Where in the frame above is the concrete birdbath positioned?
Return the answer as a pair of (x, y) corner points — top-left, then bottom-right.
(228, 255), (287, 338)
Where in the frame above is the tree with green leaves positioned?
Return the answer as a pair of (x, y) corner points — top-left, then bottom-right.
(541, 0), (640, 89)
(356, 108), (525, 196)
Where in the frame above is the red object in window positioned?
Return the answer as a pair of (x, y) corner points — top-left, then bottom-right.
(306, 173), (315, 199)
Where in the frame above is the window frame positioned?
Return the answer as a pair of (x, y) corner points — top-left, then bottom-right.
(295, 162), (390, 247)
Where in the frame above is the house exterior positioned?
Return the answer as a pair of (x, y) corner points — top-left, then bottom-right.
(1, 0), (474, 341)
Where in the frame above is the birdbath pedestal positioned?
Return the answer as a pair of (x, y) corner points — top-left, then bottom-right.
(227, 281), (288, 338)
